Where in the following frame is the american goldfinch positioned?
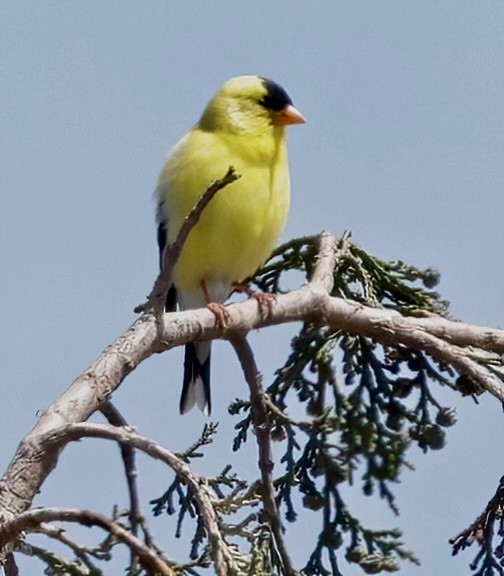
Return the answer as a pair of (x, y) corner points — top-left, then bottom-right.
(155, 75), (305, 415)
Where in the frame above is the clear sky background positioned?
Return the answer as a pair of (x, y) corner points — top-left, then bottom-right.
(1, 2), (504, 575)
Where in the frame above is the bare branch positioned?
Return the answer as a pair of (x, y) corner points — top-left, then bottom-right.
(4, 552), (18, 576)
(0, 312), (159, 524)
(37, 422), (237, 576)
(230, 335), (298, 576)
(33, 522), (102, 573)
(100, 401), (141, 570)
(310, 230), (350, 291)
(0, 507), (174, 576)
(450, 475), (504, 574)
(139, 167), (240, 316)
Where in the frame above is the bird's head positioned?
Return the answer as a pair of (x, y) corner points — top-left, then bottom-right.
(199, 75), (305, 135)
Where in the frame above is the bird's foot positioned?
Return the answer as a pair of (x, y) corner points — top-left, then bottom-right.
(231, 281), (275, 317)
(250, 291), (276, 318)
(207, 302), (232, 329)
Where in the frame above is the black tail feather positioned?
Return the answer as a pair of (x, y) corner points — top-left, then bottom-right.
(180, 342), (211, 414)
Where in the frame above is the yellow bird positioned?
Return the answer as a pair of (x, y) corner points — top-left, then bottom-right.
(155, 75), (305, 414)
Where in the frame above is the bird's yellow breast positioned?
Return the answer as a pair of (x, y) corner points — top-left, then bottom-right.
(157, 127), (290, 295)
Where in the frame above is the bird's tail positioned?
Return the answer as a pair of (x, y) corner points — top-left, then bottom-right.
(180, 341), (212, 415)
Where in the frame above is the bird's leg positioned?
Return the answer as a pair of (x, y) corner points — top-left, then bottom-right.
(201, 280), (231, 328)
(232, 281), (276, 318)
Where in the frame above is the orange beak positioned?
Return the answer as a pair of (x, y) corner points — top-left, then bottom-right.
(274, 104), (306, 126)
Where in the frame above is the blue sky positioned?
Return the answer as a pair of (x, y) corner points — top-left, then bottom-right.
(2, 2), (504, 574)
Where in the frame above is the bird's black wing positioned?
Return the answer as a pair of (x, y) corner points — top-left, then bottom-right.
(156, 203), (178, 312)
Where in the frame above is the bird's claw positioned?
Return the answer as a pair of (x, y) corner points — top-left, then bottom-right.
(250, 291), (276, 318)
(232, 282), (275, 317)
(207, 302), (232, 328)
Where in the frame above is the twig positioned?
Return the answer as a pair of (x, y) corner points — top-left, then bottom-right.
(14, 539), (90, 574)
(4, 552), (19, 576)
(33, 522), (101, 573)
(310, 230), (349, 291)
(138, 166), (240, 316)
(37, 422), (236, 576)
(137, 518), (173, 568)
(229, 335), (299, 576)
(450, 475), (504, 567)
(0, 507), (174, 576)
(99, 400), (141, 570)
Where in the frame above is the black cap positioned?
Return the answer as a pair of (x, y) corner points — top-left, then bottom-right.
(259, 77), (293, 111)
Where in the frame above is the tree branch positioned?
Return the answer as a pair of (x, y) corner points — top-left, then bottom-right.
(99, 400), (141, 570)
(1, 232), (504, 560)
(230, 335), (298, 575)
(450, 475), (504, 574)
(32, 522), (102, 573)
(310, 229), (349, 291)
(4, 552), (18, 576)
(0, 506), (175, 576)
(139, 166), (240, 316)
(35, 422), (236, 576)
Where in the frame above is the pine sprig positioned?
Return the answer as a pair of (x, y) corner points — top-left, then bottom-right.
(228, 234), (490, 573)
